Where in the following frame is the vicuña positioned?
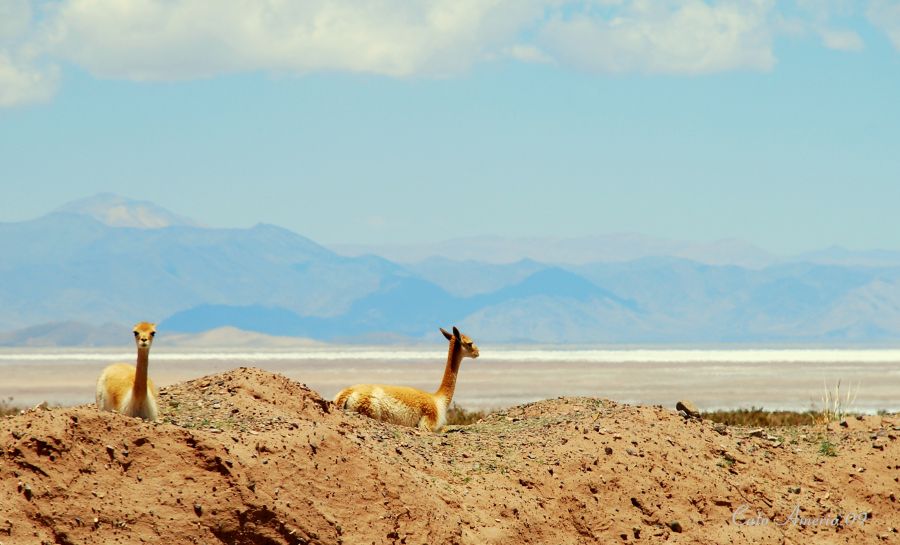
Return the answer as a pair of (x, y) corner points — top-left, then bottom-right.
(96, 322), (160, 421)
(334, 326), (479, 431)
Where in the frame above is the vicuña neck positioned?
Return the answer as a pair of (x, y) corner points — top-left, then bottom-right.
(132, 347), (150, 401)
(434, 341), (463, 403)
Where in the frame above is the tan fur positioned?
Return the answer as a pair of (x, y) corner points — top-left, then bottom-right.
(334, 327), (478, 432)
(96, 322), (159, 421)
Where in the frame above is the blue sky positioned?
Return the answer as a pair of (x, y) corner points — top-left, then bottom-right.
(1, 0), (900, 253)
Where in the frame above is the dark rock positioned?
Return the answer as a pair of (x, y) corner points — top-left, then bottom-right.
(675, 401), (701, 419)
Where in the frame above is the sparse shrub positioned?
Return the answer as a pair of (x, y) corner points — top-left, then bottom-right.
(445, 404), (488, 426)
(818, 440), (837, 457)
(702, 407), (818, 427)
(0, 396), (20, 417)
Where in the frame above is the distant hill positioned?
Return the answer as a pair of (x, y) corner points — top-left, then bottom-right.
(0, 321), (126, 347)
(4, 194), (900, 345)
(164, 327), (322, 348)
(332, 234), (778, 267)
(54, 193), (199, 229)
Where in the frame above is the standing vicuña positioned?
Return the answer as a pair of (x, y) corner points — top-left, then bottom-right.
(333, 326), (479, 431)
(96, 322), (160, 421)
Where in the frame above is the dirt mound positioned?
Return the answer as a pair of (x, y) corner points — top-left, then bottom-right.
(1, 367), (897, 544)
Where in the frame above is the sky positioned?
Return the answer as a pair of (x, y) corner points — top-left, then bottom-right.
(1, 0), (900, 254)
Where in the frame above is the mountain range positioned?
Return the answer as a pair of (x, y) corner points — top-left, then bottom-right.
(3, 194), (900, 346)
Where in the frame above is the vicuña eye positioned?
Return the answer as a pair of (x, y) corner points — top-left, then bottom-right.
(133, 331), (139, 337)
(150, 332), (156, 337)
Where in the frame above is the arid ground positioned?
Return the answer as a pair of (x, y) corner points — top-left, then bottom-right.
(1, 367), (897, 544)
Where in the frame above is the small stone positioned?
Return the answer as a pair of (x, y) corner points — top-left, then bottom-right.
(604, 446), (613, 456)
(789, 486), (801, 494)
(840, 420), (849, 428)
(668, 520), (683, 533)
(675, 400), (701, 419)
(748, 429), (764, 438)
(193, 504), (202, 516)
(714, 423), (727, 435)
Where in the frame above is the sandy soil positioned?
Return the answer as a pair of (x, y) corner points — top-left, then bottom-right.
(1, 367), (897, 544)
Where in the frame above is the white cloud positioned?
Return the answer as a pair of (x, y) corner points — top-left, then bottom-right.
(0, 0), (58, 107)
(868, 0), (900, 50)
(0, 53), (58, 107)
(39, 0), (544, 80)
(503, 44), (555, 64)
(786, 0), (863, 52)
(0, 0), (33, 42)
(0, 0), (896, 108)
(538, 0), (777, 74)
(819, 28), (864, 51)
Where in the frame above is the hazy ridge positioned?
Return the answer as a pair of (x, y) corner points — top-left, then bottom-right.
(4, 195), (900, 346)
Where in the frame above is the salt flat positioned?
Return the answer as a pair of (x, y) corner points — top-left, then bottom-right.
(1, 347), (898, 412)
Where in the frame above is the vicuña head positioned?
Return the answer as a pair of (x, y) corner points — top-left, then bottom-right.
(95, 322), (160, 421)
(333, 326), (479, 432)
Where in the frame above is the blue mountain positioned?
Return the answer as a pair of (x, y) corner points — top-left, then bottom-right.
(5, 195), (900, 345)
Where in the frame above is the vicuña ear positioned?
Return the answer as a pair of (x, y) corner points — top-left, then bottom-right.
(440, 328), (453, 341)
(452, 326), (460, 339)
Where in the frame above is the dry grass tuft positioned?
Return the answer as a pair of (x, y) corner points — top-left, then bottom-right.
(819, 379), (859, 424)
